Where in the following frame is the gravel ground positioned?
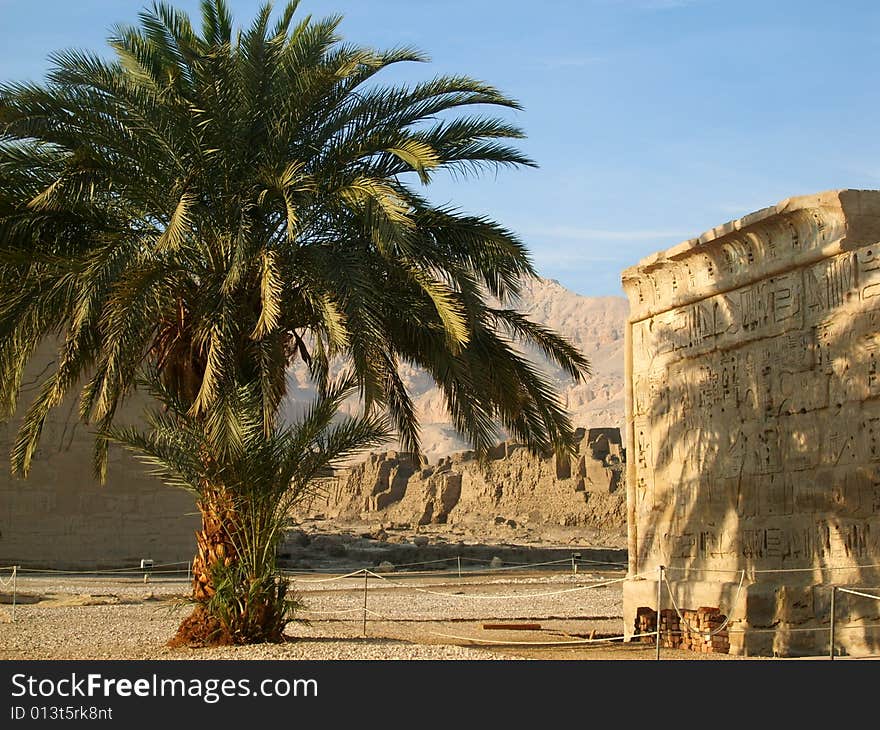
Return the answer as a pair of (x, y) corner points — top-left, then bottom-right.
(0, 569), (749, 660)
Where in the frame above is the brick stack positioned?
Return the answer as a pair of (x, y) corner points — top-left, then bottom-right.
(659, 609), (681, 648)
(678, 607), (730, 654)
(633, 606), (730, 654)
(634, 606), (656, 642)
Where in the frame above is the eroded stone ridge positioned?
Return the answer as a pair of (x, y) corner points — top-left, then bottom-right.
(621, 189), (880, 656)
(295, 427), (626, 531)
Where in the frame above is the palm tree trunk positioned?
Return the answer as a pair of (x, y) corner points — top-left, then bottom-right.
(191, 485), (237, 600)
(169, 484), (240, 646)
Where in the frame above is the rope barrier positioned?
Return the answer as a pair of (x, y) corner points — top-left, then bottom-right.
(454, 556), (627, 569)
(837, 588), (880, 601)
(726, 626), (830, 635)
(16, 562), (191, 575)
(316, 564), (618, 581)
(0, 566), (17, 623)
(721, 624), (880, 635)
(576, 557), (629, 568)
(353, 567), (470, 579)
(664, 562), (880, 576)
(327, 562), (617, 581)
(6, 557), (875, 579)
(284, 559), (627, 585)
(16, 570), (190, 578)
(353, 602), (658, 647)
(385, 557), (461, 568)
(752, 563), (880, 574)
(291, 569), (370, 584)
(9, 553), (880, 654)
(661, 569), (746, 638)
(362, 569), (629, 599)
(295, 586), (880, 647)
(413, 630), (656, 647)
(456, 555), (623, 566)
(299, 607), (364, 615)
(6, 555), (626, 581)
(473, 558), (581, 572)
(340, 555), (626, 573)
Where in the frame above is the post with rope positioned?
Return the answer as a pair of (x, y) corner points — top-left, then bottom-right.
(362, 569), (368, 637)
(140, 558), (153, 584)
(656, 565), (664, 660)
(11, 566), (17, 623)
(829, 586), (836, 661)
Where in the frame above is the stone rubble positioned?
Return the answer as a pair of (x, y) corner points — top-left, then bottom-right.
(295, 427), (627, 534)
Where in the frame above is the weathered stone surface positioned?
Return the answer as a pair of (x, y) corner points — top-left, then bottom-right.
(1, 343), (625, 569)
(312, 452), (420, 518)
(621, 189), (880, 656)
(296, 428), (626, 531)
(0, 343), (198, 570)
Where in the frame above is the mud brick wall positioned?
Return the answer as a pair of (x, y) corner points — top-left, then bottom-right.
(621, 190), (880, 656)
(0, 344), (198, 569)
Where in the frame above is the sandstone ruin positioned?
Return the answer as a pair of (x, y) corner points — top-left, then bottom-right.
(621, 189), (880, 656)
(295, 427), (626, 533)
(0, 283), (629, 570)
(0, 335), (626, 567)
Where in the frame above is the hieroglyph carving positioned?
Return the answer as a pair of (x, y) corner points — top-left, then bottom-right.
(623, 191), (880, 577)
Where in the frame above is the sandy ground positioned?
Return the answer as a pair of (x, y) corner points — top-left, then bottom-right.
(0, 566), (755, 661)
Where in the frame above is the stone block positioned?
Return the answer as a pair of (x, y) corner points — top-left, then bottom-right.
(622, 190), (880, 656)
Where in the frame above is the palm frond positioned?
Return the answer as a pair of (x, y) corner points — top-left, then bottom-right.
(0, 0), (588, 487)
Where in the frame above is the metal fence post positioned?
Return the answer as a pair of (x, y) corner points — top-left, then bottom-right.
(656, 565), (664, 660)
(362, 569), (368, 637)
(829, 586), (836, 661)
(11, 566), (17, 623)
(457, 556), (461, 580)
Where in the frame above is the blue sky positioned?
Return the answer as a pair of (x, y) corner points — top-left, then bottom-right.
(2, 0), (879, 297)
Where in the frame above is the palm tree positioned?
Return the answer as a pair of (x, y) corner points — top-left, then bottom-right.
(0, 0), (591, 643)
(106, 371), (389, 644)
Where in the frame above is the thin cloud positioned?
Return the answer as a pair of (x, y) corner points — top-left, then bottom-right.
(533, 250), (627, 266)
(517, 224), (688, 242)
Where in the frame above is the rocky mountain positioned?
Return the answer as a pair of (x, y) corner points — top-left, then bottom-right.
(282, 277), (629, 463)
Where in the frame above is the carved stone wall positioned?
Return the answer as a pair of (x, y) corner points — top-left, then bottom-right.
(621, 190), (880, 656)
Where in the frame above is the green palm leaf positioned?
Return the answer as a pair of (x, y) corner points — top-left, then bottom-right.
(0, 0), (593, 643)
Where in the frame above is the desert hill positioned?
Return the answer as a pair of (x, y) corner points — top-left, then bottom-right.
(281, 277), (628, 463)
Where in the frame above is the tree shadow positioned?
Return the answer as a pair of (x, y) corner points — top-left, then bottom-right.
(624, 200), (880, 657)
